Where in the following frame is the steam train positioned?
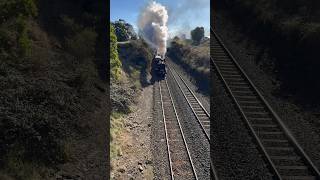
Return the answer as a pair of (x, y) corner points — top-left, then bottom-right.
(151, 53), (166, 79)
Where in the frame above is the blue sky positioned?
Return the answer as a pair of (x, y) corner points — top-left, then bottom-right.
(110, 0), (210, 38)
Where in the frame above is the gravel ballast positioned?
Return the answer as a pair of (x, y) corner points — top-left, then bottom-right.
(152, 81), (171, 179)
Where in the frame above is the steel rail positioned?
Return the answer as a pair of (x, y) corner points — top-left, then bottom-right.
(159, 78), (199, 180)
(159, 80), (175, 180)
(168, 65), (210, 140)
(167, 65), (220, 180)
(211, 27), (320, 179)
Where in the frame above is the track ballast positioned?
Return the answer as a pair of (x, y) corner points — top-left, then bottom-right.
(159, 78), (198, 180)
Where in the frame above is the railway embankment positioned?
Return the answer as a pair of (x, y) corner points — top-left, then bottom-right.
(110, 37), (155, 179)
(111, 84), (154, 179)
(167, 37), (210, 95)
(213, 8), (320, 176)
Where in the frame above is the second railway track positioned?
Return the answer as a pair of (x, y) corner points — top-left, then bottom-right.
(211, 28), (320, 179)
(168, 65), (210, 140)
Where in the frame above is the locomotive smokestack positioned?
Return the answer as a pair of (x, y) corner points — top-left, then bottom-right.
(138, 1), (168, 57)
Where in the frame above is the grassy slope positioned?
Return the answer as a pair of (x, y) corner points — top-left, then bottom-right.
(0, 1), (107, 179)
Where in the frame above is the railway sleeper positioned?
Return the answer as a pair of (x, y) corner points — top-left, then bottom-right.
(186, 95), (195, 99)
(245, 111), (270, 118)
(282, 175), (316, 180)
(229, 85), (251, 90)
(212, 51), (226, 55)
(194, 111), (207, 116)
(266, 146), (296, 156)
(252, 124), (279, 132)
(250, 120), (274, 125)
(211, 48), (224, 52)
(235, 97), (260, 103)
(189, 100), (199, 104)
(212, 58), (231, 62)
(279, 169), (314, 177)
(218, 64), (236, 68)
(217, 67), (238, 71)
(242, 106), (265, 112)
(224, 78), (245, 83)
(223, 75), (243, 79)
(215, 61), (233, 65)
(212, 55), (229, 59)
(220, 69), (240, 75)
(228, 81), (249, 86)
(212, 59), (231, 63)
(233, 91), (255, 96)
(271, 156), (306, 167)
(211, 46), (224, 50)
(200, 119), (210, 123)
(249, 117), (273, 121)
(192, 106), (204, 110)
(262, 139), (291, 147)
(257, 131), (286, 139)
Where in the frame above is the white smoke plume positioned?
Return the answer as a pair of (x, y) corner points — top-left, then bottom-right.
(138, 1), (168, 57)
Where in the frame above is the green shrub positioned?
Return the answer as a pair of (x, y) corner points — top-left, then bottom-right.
(0, 0), (37, 23)
(110, 24), (122, 80)
(16, 16), (31, 56)
(66, 28), (97, 60)
(0, 0), (37, 57)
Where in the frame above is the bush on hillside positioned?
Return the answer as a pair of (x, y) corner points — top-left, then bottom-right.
(110, 24), (122, 80)
(66, 28), (97, 60)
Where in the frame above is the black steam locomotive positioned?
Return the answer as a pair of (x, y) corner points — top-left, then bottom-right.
(151, 53), (166, 79)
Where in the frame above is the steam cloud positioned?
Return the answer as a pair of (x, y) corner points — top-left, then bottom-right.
(138, 1), (168, 57)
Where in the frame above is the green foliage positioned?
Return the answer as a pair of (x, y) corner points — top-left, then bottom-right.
(114, 22), (128, 41)
(0, 0), (38, 57)
(66, 28), (97, 60)
(16, 16), (31, 56)
(191, 27), (204, 45)
(0, 0), (37, 23)
(61, 15), (82, 35)
(110, 24), (122, 80)
(112, 20), (137, 41)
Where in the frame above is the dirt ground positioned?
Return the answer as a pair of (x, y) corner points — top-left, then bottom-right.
(111, 84), (154, 180)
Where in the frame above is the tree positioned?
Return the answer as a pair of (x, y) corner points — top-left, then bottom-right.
(114, 22), (129, 41)
(191, 27), (204, 45)
(110, 24), (122, 80)
(112, 20), (137, 41)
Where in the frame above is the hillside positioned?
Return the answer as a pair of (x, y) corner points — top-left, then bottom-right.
(167, 37), (210, 94)
(216, 0), (320, 103)
(110, 21), (154, 178)
(0, 1), (108, 179)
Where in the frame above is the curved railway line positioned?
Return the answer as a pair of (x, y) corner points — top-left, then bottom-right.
(159, 78), (198, 179)
(167, 65), (219, 180)
(211, 27), (320, 179)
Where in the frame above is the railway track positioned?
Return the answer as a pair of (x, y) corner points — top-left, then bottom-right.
(167, 63), (219, 180)
(168, 65), (210, 140)
(211, 28), (320, 180)
(159, 78), (198, 180)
